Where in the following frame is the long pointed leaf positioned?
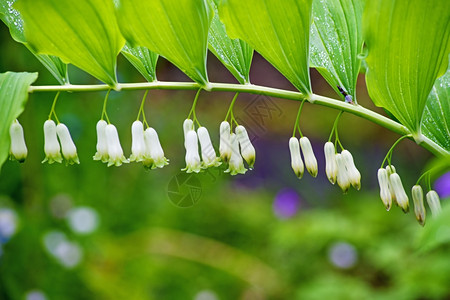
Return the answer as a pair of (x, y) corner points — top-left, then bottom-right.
(310, 0), (364, 102)
(0, 72), (38, 173)
(219, 0), (312, 95)
(208, 0), (253, 84)
(0, 0), (68, 84)
(121, 43), (159, 82)
(15, 0), (124, 87)
(116, 0), (213, 87)
(364, 0), (450, 136)
(422, 67), (450, 152)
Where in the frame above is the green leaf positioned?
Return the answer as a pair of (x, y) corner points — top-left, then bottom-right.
(208, 0), (253, 84)
(121, 43), (159, 82)
(422, 67), (450, 151)
(15, 0), (125, 87)
(364, 0), (450, 135)
(116, 0), (213, 87)
(310, 0), (364, 102)
(219, 0), (312, 95)
(0, 0), (68, 84)
(0, 72), (38, 173)
(417, 200), (450, 253)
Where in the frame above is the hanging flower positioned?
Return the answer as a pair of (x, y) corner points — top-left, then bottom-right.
(235, 125), (255, 168)
(385, 165), (397, 205)
(341, 150), (361, 190)
(105, 124), (128, 167)
(198, 126), (221, 168)
(389, 172), (409, 213)
(289, 137), (304, 179)
(225, 133), (247, 175)
(324, 142), (337, 184)
(129, 121), (146, 162)
(183, 118), (194, 148)
(93, 120), (109, 162)
(335, 153), (350, 193)
(144, 127), (169, 169)
(299, 137), (317, 177)
(219, 121), (232, 163)
(182, 130), (201, 173)
(426, 190), (442, 217)
(412, 185), (426, 226)
(377, 168), (392, 210)
(42, 120), (63, 164)
(9, 119), (27, 163)
(56, 123), (80, 165)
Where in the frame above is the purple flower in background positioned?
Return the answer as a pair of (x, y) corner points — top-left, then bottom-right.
(273, 188), (301, 219)
(434, 172), (450, 198)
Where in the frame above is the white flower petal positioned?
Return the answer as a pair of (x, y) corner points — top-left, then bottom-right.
(426, 190), (442, 217)
(341, 150), (361, 190)
(9, 120), (27, 162)
(182, 130), (201, 173)
(105, 124), (128, 167)
(198, 126), (221, 168)
(412, 185), (426, 226)
(129, 121), (146, 162)
(389, 173), (409, 213)
(236, 125), (255, 168)
(56, 123), (79, 165)
(42, 120), (62, 164)
(219, 121), (232, 163)
(289, 137), (304, 179)
(225, 133), (247, 175)
(93, 120), (109, 162)
(299, 136), (317, 177)
(324, 142), (337, 184)
(377, 168), (392, 211)
(336, 153), (350, 193)
(144, 127), (169, 169)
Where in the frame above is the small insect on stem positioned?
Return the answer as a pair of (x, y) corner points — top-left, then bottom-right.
(337, 85), (354, 104)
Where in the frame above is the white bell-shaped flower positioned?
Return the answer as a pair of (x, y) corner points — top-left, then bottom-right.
(144, 127), (169, 169)
(183, 119), (194, 148)
(93, 120), (109, 162)
(219, 121), (232, 163)
(389, 172), (409, 213)
(426, 190), (442, 217)
(324, 142), (337, 184)
(385, 165), (397, 205)
(9, 119), (27, 163)
(182, 130), (201, 173)
(341, 150), (361, 190)
(42, 120), (62, 164)
(377, 168), (392, 210)
(235, 125), (255, 168)
(225, 133), (247, 175)
(412, 185), (426, 226)
(105, 124), (128, 167)
(129, 121), (146, 162)
(299, 136), (318, 177)
(336, 153), (350, 193)
(56, 123), (80, 165)
(289, 137), (304, 179)
(198, 126), (221, 168)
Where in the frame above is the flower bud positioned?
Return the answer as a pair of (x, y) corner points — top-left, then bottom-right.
(9, 120), (27, 162)
(144, 127), (169, 169)
(324, 142), (337, 184)
(182, 130), (201, 173)
(198, 126), (221, 168)
(289, 137), (304, 179)
(42, 120), (62, 164)
(129, 121), (146, 162)
(385, 165), (397, 205)
(336, 153), (350, 193)
(412, 185), (426, 226)
(56, 123), (79, 165)
(225, 133), (247, 175)
(299, 137), (317, 177)
(93, 120), (109, 162)
(105, 124), (128, 167)
(377, 168), (392, 210)
(389, 173), (409, 213)
(183, 119), (194, 147)
(219, 121), (232, 163)
(341, 150), (361, 190)
(426, 190), (442, 217)
(235, 125), (255, 168)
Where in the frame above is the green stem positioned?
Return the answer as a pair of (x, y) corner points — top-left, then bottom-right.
(48, 91), (61, 123)
(187, 88), (202, 127)
(328, 111), (344, 142)
(225, 92), (240, 122)
(27, 81), (449, 157)
(381, 135), (411, 168)
(137, 90), (150, 127)
(101, 89), (111, 124)
(292, 99), (306, 137)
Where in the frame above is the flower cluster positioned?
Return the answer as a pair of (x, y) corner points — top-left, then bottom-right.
(377, 165), (442, 226)
(9, 120), (28, 163)
(222, 123), (255, 175)
(43, 120), (79, 165)
(289, 136), (317, 179)
(93, 120), (128, 167)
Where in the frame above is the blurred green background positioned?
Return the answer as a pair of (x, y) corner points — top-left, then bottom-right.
(1, 23), (450, 300)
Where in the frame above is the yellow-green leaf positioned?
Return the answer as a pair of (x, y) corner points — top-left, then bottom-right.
(122, 43), (159, 82)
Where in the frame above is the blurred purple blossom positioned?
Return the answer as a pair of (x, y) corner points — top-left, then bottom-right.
(273, 188), (301, 219)
(434, 172), (450, 198)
